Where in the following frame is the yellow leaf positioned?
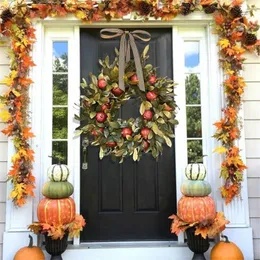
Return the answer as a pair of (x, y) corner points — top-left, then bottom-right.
(12, 90), (21, 97)
(164, 136), (172, 147)
(75, 10), (87, 20)
(0, 77), (13, 86)
(0, 110), (11, 122)
(218, 39), (230, 49)
(133, 148), (138, 161)
(213, 146), (228, 154)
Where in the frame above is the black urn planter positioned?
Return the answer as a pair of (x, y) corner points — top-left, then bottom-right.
(186, 227), (210, 260)
(45, 232), (69, 260)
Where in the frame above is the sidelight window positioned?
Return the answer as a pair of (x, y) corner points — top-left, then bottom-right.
(184, 41), (203, 164)
(52, 42), (69, 164)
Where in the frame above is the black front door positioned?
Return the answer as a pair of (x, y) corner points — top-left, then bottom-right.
(80, 28), (176, 242)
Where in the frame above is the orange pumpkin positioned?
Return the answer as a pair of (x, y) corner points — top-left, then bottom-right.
(37, 197), (76, 225)
(210, 235), (244, 260)
(177, 196), (216, 223)
(14, 235), (45, 260)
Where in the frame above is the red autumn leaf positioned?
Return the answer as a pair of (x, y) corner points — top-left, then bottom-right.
(55, 6), (67, 17)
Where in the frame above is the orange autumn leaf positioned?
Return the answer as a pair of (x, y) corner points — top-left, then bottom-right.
(2, 125), (13, 136)
(195, 226), (208, 239)
(214, 13), (225, 25)
(26, 149), (35, 161)
(16, 197), (26, 207)
(23, 127), (35, 139)
(229, 127), (239, 139)
(19, 77), (34, 87)
(232, 0), (243, 7)
(28, 174), (36, 183)
(200, 0), (215, 6)
(22, 56), (36, 68)
(25, 184), (35, 197)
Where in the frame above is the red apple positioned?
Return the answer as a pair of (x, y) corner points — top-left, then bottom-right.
(141, 127), (150, 140)
(91, 128), (104, 137)
(101, 103), (110, 111)
(121, 127), (132, 138)
(96, 112), (107, 123)
(112, 87), (124, 96)
(143, 140), (150, 151)
(143, 110), (153, 121)
(164, 104), (172, 111)
(131, 74), (138, 82)
(106, 141), (117, 148)
(146, 91), (157, 101)
(98, 78), (107, 89)
(149, 75), (157, 84)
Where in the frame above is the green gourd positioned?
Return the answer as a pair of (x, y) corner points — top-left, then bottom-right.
(42, 181), (74, 199)
(181, 180), (211, 197)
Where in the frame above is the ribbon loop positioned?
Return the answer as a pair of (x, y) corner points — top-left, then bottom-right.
(100, 28), (151, 92)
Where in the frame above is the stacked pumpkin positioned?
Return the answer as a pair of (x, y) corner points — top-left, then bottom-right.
(37, 164), (76, 226)
(178, 163), (216, 224)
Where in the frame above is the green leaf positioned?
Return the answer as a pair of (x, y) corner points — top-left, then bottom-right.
(89, 112), (96, 119)
(144, 64), (153, 72)
(133, 134), (141, 142)
(105, 56), (110, 67)
(140, 102), (145, 115)
(164, 136), (172, 147)
(133, 148), (138, 161)
(163, 111), (172, 119)
(74, 130), (83, 137)
(99, 147), (104, 159)
(142, 45), (149, 58)
(152, 123), (164, 137)
(144, 101), (152, 110)
(91, 74), (97, 85)
(109, 121), (120, 129)
(157, 118), (165, 124)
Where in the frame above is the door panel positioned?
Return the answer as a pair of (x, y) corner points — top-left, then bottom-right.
(80, 28), (176, 242)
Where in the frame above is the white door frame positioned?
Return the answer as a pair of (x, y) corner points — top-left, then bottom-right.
(3, 14), (254, 260)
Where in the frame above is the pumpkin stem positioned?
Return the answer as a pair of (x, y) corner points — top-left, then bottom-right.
(28, 235), (33, 248)
(221, 235), (230, 243)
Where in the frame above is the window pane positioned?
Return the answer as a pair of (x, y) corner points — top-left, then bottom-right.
(53, 42), (68, 72)
(53, 107), (68, 139)
(185, 42), (200, 73)
(186, 107), (202, 138)
(187, 140), (203, 164)
(53, 74), (68, 105)
(52, 141), (68, 164)
(185, 74), (200, 105)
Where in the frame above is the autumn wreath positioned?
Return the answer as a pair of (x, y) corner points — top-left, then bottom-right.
(77, 45), (178, 162)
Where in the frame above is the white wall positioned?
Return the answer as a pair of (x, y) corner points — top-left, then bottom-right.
(0, 41), (9, 260)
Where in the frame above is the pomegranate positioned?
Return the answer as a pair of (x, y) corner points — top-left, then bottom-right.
(101, 104), (110, 111)
(149, 75), (157, 84)
(131, 74), (138, 82)
(112, 87), (124, 96)
(164, 104), (172, 111)
(106, 141), (117, 148)
(96, 112), (107, 123)
(98, 79), (107, 89)
(141, 127), (150, 140)
(143, 110), (153, 121)
(121, 128), (132, 138)
(91, 128), (104, 137)
(143, 140), (150, 151)
(146, 91), (157, 101)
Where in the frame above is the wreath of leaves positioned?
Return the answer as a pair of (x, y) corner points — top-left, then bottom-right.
(77, 46), (178, 162)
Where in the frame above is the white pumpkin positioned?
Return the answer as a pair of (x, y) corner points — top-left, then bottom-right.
(47, 164), (70, 182)
(185, 163), (206, 180)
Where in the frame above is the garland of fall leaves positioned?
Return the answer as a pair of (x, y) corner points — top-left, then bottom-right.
(0, 0), (259, 206)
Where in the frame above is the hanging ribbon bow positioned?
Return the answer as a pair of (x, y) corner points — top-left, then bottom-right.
(100, 28), (151, 92)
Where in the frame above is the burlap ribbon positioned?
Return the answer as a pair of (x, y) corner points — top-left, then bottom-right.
(100, 28), (151, 92)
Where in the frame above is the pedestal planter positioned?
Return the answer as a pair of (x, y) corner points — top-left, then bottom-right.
(186, 227), (210, 260)
(44, 232), (69, 260)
